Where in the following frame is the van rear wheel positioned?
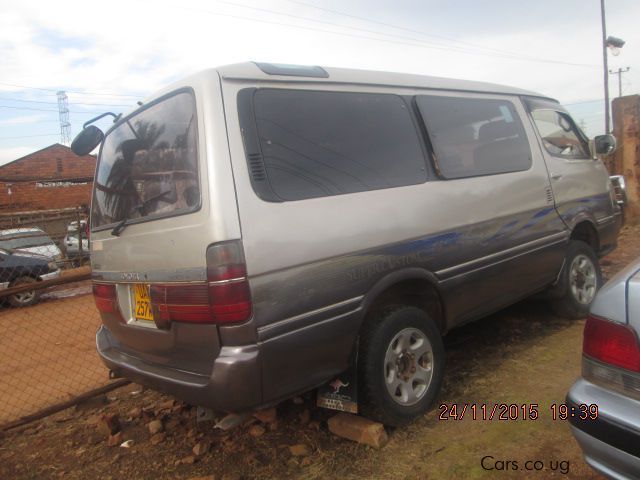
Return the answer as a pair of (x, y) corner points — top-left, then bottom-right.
(358, 305), (444, 427)
(550, 241), (602, 319)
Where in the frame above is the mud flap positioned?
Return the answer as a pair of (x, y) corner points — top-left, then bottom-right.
(317, 346), (358, 414)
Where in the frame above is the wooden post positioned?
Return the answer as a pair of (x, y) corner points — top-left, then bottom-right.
(612, 94), (640, 223)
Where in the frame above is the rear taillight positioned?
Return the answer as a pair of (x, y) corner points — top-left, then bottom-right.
(93, 283), (122, 320)
(206, 241), (252, 323)
(583, 314), (640, 372)
(149, 241), (252, 326)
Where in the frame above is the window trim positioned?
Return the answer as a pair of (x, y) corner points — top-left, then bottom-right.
(91, 88), (202, 232)
(415, 94), (533, 180)
(237, 87), (431, 202)
(529, 108), (592, 161)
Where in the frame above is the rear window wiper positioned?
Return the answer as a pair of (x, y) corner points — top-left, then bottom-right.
(110, 189), (175, 236)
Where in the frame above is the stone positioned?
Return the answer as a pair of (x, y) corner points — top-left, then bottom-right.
(327, 413), (388, 449)
(127, 407), (142, 420)
(181, 455), (196, 465)
(187, 476), (215, 480)
(253, 407), (277, 424)
(150, 432), (166, 445)
(121, 383), (144, 395)
(221, 473), (241, 480)
(165, 418), (181, 431)
(107, 431), (123, 447)
(100, 413), (121, 436)
(147, 419), (164, 435)
(289, 444), (310, 457)
(192, 441), (210, 457)
(248, 424), (265, 438)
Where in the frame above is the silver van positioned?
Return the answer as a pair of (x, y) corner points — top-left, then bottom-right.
(73, 62), (622, 426)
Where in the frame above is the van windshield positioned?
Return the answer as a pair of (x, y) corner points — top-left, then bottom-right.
(91, 92), (199, 229)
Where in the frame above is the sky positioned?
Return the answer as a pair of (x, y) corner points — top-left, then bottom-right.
(0, 0), (638, 166)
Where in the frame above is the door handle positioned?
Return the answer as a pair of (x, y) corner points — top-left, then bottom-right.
(550, 173), (563, 180)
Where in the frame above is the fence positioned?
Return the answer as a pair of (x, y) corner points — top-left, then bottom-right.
(0, 207), (119, 430)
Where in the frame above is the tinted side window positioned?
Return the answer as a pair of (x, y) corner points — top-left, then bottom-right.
(250, 89), (428, 201)
(416, 96), (532, 179)
(530, 110), (590, 159)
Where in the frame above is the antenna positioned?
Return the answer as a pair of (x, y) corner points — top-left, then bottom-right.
(57, 90), (71, 145)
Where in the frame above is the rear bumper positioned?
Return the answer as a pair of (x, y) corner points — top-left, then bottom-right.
(96, 325), (262, 412)
(568, 379), (640, 479)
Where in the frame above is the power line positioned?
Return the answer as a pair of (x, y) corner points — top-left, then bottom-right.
(283, 0), (585, 63)
(180, 2), (598, 68)
(0, 105), (108, 114)
(0, 81), (140, 98)
(563, 99), (602, 106)
(0, 96), (131, 107)
(0, 133), (60, 140)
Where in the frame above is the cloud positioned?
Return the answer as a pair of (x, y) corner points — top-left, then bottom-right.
(0, 114), (46, 125)
(0, 146), (35, 166)
(0, 0), (638, 142)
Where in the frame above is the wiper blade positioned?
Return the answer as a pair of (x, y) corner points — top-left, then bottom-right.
(110, 189), (174, 237)
(110, 217), (129, 237)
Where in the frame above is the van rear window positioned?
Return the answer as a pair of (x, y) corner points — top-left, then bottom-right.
(416, 96), (532, 179)
(91, 91), (199, 229)
(247, 89), (428, 201)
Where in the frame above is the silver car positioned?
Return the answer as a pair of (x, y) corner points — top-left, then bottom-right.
(568, 258), (640, 479)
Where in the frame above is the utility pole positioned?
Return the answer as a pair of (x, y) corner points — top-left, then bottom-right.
(601, 0), (610, 133)
(609, 67), (630, 98)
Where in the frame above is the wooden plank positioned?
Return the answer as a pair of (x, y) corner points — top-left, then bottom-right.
(0, 379), (129, 432)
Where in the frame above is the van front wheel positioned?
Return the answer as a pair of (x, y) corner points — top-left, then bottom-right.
(358, 305), (444, 427)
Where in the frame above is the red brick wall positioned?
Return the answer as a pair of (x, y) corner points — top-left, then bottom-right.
(0, 144), (96, 212)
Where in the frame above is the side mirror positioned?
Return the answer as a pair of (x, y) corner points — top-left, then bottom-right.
(70, 125), (104, 156)
(593, 134), (617, 155)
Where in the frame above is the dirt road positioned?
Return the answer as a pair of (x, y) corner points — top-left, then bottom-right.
(0, 225), (638, 479)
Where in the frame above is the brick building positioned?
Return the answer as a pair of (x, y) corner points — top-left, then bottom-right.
(0, 144), (96, 213)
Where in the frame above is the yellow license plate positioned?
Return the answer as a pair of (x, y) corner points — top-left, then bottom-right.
(133, 284), (154, 322)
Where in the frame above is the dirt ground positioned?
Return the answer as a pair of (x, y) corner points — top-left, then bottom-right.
(0, 268), (112, 426)
(0, 225), (639, 479)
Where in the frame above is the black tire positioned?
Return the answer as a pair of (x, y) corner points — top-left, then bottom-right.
(8, 276), (40, 308)
(550, 241), (602, 319)
(357, 305), (445, 427)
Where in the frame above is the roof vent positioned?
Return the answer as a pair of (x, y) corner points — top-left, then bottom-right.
(254, 62), (329, 78)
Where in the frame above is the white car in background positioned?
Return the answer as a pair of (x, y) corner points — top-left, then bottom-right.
(0, 228), (63, 264)
(63, 220), (90, 265)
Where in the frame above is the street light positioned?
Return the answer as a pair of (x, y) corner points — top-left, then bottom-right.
(601, 0), (625, 133)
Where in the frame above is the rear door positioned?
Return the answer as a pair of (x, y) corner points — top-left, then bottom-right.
(90, 85), (238, 375)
